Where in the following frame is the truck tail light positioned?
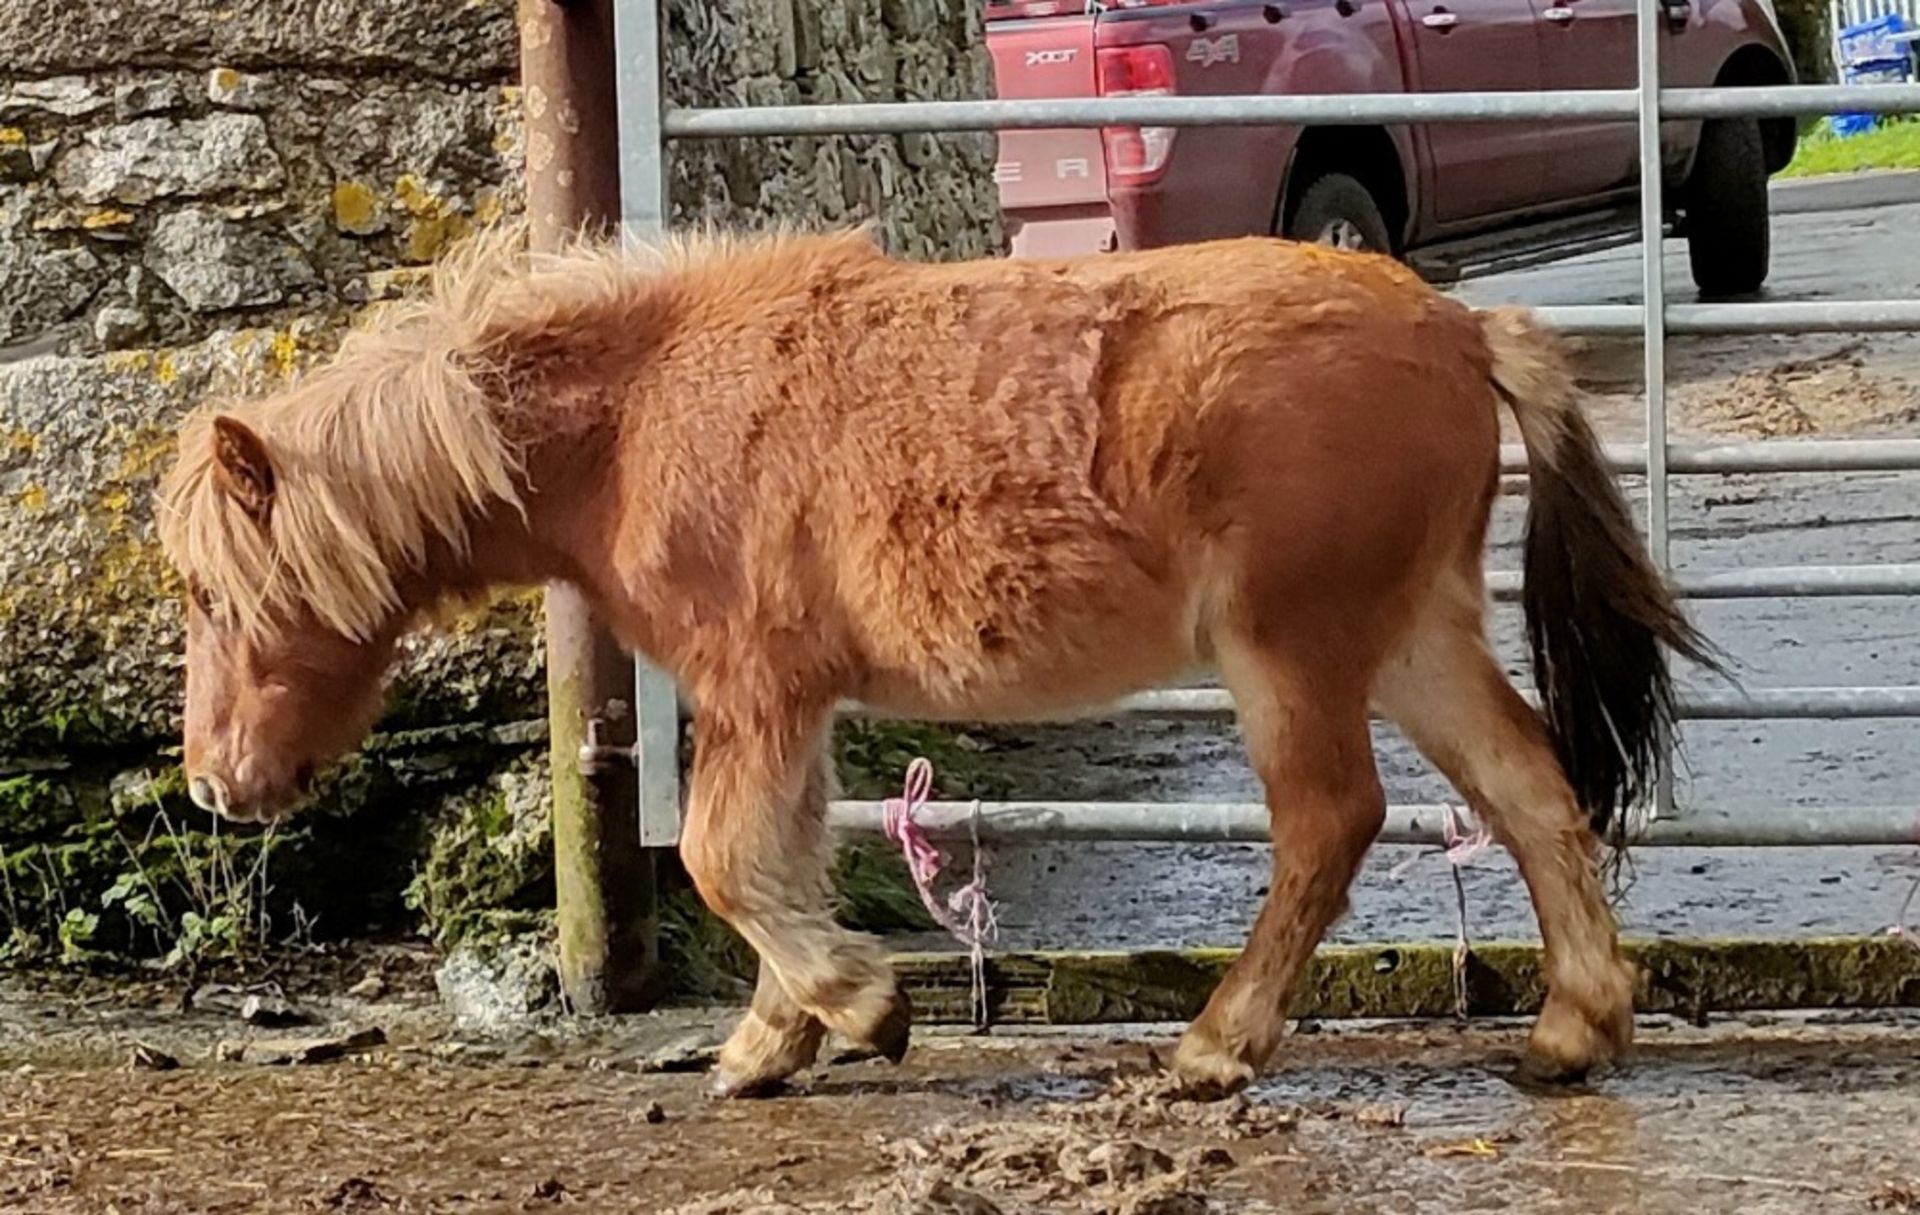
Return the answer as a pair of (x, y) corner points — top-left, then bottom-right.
(1095, 45), (1176, 185)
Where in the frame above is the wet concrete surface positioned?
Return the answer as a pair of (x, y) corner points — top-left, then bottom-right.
(901, 203), (1920, 956)
(5, 981), (1918, 1214)
(1449, 195), (1920, 308)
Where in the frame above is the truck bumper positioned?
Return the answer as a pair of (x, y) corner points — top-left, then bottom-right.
(1006, 210), (1118, 259)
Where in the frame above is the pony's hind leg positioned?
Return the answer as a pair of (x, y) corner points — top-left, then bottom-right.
(1372, 593), (1635, 1081)
(680, 705), (910, 1098)
(1172, 639), (1386, 1095)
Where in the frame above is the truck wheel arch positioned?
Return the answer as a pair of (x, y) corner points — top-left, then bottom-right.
(1276, 127), (1414, 255)
(1709, 44), (1797, 175)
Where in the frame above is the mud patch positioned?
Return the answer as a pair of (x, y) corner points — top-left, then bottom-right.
(663, 1073), (1315, 1214)
(1686, 341), (1920, 437)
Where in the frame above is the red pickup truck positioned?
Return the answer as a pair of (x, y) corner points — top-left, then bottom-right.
(987, 0), (1798, 294)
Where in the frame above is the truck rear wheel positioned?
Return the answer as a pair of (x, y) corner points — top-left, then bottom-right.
(1285, 172), (1393, 255)
(1684, 117), (1771, 297)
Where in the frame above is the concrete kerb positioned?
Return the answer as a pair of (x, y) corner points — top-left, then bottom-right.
(1772, 167), (1920, 214)
(895, 938), (1920, 1025)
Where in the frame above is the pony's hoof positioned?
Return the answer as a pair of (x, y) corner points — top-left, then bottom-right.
(1168, 1032), (1256, 1101)
(1520, 994), (1631, 1085)
(1513, 1050), (1593, 1088)
(707, 1068), (794, 1100)
(866, 985), (914, 1066)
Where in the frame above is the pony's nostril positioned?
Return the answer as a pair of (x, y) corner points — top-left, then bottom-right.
(188, 775), (230, 816)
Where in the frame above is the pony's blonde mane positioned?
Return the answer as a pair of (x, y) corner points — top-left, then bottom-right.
(159, 219), (883, 642)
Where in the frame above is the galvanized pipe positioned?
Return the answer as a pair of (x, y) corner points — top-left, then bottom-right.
(1664, 82), (1920, 118)
(665, 90), (1643, 136)
(611, 0), (685, 850)
(846, 685), (1920, 721)
(1481, 564), (1920, 599)
(1663, 300), (1920, 334)
(827, 800), (1920, 847)
(1093, 686), (1920, 720)
(661, 83), (1920, 139)
(640, 49), (1920, 862)
(1497, 438), (1920, 474)
(1634, 0), (1675, 816)
(1527, 300), (1920, 335)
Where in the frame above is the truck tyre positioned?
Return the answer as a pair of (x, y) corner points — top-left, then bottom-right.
(1684, 116), (1771, 296)
(1285, 172), (1393, 255)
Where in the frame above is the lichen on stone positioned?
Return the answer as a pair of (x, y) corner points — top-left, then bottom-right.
(330, 180), (387, 235)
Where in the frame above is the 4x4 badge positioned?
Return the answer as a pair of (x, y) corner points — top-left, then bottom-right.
(1187, 34), (1241, 67)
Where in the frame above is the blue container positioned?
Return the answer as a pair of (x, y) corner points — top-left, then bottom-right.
(1833, 13), (1913, 137)
(1838, 12), (1910, 69)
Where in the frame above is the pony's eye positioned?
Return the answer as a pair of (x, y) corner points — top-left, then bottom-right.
(190, 585), (219, 616)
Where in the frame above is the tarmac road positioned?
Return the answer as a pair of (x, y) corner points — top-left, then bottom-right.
(1451, 177), (1920, 308)
(888, 186), (1920, 954)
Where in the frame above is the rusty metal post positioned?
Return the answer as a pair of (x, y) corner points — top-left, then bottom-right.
(518, 0), (660, 1013)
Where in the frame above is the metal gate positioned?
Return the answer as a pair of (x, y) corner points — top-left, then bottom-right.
(609, 0), (1920, 854)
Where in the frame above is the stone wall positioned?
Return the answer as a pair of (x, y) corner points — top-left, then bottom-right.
(1, 0), (1000, 962)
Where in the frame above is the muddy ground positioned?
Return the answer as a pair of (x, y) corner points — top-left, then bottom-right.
(5, 965), (1920, 1215)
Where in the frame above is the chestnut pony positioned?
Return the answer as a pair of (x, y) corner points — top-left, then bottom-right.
(161, 224), (1707, 1097)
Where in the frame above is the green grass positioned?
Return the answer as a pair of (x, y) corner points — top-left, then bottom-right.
(1780, 117), (1920, 178)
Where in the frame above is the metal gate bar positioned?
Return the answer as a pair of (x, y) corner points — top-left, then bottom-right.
(1484, 566), (1920, 599)
(612, 0), (685, 850)
(1635, 0), (1677, 815)
(1092, 687), (1920, 720)
(1536, 301), (1920, 334)
(840, 685), (1920, 721)
(825, 800), (1920, 847)
(662, 84), (1920, 137)
(1504, 438), (1920, 472)
(612, 0), (1920, 850)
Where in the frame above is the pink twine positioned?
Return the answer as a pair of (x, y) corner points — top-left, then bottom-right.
(882, 757), (1000, 1027)
(1388, 805), (1491, 1019)
(1442, 804), (1494, 866)
(1883, 808), (1920, 951)
(1388, 805), (1492, 879)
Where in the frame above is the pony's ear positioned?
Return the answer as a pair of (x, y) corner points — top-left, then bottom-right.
(210, 415), (276, 525)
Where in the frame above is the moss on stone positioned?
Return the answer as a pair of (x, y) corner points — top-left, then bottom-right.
(0, 775), (78, 842)
(404, 751), (554, 947)
(833, 718), (1012, 801)
(892, 940), (1920, 1026)
(0, 734), (552, 968)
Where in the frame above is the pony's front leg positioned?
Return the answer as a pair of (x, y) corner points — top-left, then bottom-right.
(717, 959), (828, 1098)
(712, 752), (832, 1096)
(680, 705), (911, 1097)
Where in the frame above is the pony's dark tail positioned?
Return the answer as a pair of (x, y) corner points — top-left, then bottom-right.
(1481, 307), (1721, 847)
